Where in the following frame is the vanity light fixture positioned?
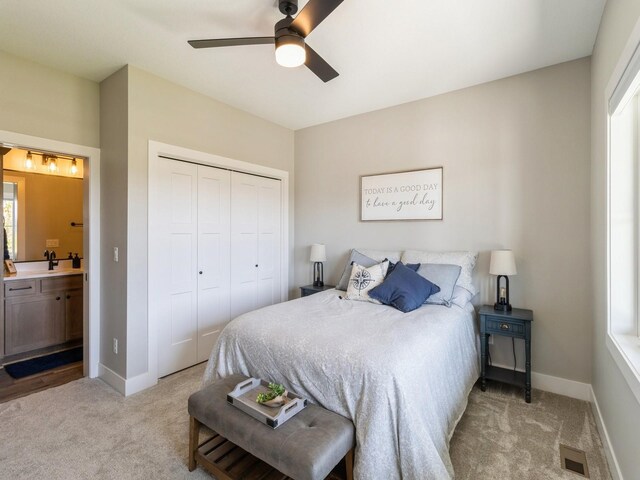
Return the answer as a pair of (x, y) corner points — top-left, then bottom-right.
(47, 156), (58, 173)
(70, 159), (78, 175)
(24, 151), (35, 170)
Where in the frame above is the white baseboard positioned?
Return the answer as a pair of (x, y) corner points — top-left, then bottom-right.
(590, 387), (624, 480)
(531, 371), (591, 402)
(98, 363), (126, 395)
(491, 362), (591, 401)
(99, 363), (157, 396)
(124, 371), (157, 396)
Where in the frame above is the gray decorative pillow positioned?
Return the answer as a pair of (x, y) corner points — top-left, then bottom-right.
(401, 250), (478, 295)
(336, 249), (379, 291)
(417, 263), (462, 307)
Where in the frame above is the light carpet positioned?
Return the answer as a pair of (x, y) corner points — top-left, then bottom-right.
(450, 382), (611, 479)
(0, 363), (611, 479)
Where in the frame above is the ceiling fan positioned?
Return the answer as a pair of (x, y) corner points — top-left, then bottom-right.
(188, 0), (343, 82)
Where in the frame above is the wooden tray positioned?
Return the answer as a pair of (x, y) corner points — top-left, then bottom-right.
(226, 377), (307, 429)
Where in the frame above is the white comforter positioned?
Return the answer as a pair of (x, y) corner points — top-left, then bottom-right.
(203, 290), (479, 480)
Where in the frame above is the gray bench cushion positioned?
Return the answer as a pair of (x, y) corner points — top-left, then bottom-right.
(188, 374), (355, 480)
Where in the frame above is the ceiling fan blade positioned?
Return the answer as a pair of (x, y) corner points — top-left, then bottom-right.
(305, 44), (338, 82)
(290, 0), (344, 37)
(188, 37), (275, 49)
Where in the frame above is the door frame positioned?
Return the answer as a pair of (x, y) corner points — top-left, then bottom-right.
(148, 141), (289, 382)
(0, 129), (101, 378)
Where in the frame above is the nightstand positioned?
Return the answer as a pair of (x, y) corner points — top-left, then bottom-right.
(479, 305), (534, 403)
(300, 284), (335, 297)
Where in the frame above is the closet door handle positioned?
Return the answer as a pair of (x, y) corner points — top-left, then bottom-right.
(199, 271), (203, 275)
(255, 264), (258, 268)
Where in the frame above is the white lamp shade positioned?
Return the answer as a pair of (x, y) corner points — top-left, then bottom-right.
(310, 244), (326, 262)
(489, 250), (517, 276)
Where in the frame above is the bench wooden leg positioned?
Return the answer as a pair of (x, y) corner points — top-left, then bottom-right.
(189, 416), (201, 472)
(345, 448), (354, 480)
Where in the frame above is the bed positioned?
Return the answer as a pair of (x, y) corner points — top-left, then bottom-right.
(203, 288), (480, 480)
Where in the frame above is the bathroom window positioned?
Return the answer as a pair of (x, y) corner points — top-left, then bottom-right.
(3, 181), (18, 260)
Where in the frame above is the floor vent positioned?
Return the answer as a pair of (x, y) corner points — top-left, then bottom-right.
(560, 444), (590, 478)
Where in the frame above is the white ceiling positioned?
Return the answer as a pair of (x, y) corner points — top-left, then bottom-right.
(0, 0), (605, 130)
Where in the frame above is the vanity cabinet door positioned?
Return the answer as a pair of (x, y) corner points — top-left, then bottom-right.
(5, 293), (65, 355)
(65, 289), (83, 341)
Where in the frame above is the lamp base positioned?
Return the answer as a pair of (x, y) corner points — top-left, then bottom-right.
(494, 302), (512, 312)
(313, 261), (324, 288)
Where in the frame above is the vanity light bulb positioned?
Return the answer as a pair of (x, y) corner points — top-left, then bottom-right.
(48, 158), (58, 173)
(70, 160), (78, 175)
(25, 151), (34, 169)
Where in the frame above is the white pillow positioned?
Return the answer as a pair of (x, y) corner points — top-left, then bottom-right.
(450, 285), (476, 308)
(359, 249), (402, 264)
(345, 260), (390, 303)
(400, 250), (478, 295)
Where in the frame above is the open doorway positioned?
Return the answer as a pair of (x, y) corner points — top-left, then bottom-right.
(0, 147), (84, 401)
(0, 133), (100, 403)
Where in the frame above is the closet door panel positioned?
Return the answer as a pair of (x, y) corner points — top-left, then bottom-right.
(155, 159), (199, 378)
(170, 291), (194, 344)
(197, 166), (231, 362)
(231, 173), (260, 319)
(256, 178), (282, 309)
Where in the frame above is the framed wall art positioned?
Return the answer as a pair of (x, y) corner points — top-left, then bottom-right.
(360, 167), (443, 221)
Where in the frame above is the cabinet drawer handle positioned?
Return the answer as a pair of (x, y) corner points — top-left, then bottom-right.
(56, 296), (61, 301)
(66, 295), (71, 299)
(500, 323), (510, 331)
(8, 286), (32, 291)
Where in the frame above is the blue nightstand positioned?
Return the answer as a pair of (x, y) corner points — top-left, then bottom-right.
(300, 284), (335, 297)
(479, 305), (534, 403)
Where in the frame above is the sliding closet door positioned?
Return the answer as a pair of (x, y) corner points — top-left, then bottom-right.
(230, 172), (282, 319)
(256, 178), (282, 309)
(152, 159), (282, 377)
(230, 173), (259, 319)
(155, 158), (198, 378)
(196, 165), (231, 362)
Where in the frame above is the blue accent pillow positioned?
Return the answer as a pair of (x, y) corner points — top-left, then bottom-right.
(369, 262), (440, 313)
(386, 261), (420, 277)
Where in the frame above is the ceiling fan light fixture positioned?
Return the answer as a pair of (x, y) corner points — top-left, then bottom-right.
(275, 34), (306, 68)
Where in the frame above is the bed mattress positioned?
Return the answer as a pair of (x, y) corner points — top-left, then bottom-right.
(203, 289), (479, 480)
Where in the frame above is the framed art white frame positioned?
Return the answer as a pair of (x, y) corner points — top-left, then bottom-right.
(360, 167), (443, 221)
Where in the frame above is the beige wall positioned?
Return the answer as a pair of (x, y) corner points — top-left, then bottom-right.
(100, 66), (295, 379)
(0, 50), (99, 148)
(99, 67), (129, 377)
(591, 0), (640, 477)
(295, 58), (592, 383)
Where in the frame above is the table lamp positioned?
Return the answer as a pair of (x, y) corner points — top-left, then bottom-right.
(310, 244), (326, 287)
(489, 250), (517, 312)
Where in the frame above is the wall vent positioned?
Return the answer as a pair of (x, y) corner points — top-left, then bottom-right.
(559, 444), (590, 478)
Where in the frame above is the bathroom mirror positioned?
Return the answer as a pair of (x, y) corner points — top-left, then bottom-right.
(2, 147), (83, 262)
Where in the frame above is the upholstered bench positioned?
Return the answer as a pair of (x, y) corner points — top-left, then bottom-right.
(188, 374), (355, 480)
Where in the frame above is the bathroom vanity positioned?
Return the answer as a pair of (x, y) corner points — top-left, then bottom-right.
(4, 268), (83, 356)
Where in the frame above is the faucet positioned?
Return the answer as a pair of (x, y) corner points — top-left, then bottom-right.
(44, 250), (59, 271)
